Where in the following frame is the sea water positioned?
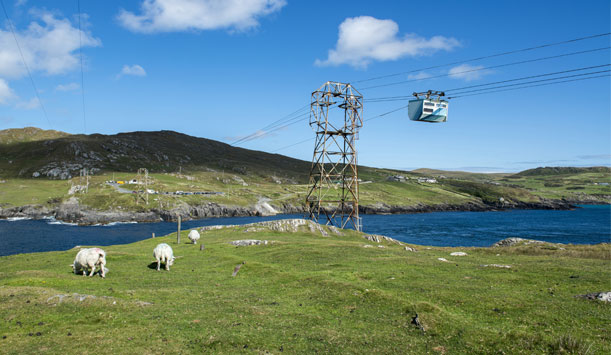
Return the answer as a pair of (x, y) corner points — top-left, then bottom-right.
(0, 205), (609, 257)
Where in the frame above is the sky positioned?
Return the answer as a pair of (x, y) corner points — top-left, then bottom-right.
(0, 0), (609, 172)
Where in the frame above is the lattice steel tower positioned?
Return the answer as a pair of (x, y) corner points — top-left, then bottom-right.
(306, 81), (363, 231)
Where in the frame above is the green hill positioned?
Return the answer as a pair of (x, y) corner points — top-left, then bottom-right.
(514, 166), (611, 177)
(0, 127), (69, 145)
(0, 128), (310, 182)
(0, 127), (608, 219)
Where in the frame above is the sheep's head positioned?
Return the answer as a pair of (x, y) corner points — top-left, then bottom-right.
(98, 252), (106, 266)
(168, 256), (176, 266)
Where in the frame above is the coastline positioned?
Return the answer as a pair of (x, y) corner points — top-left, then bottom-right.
(0, 198), (583, 226)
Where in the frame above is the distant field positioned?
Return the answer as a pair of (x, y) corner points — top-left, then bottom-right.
(0, 166), (609, 212)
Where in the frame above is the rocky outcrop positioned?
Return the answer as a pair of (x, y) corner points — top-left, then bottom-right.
(492, 237), (546, 247)
(360, 199), (575, 215)
(0, 196), (579, 226)
(0, 204), (51, 219)
(54, 197), (160, 225)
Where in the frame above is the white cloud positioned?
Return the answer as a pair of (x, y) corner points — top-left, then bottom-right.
(117, 0), (286, 33)
(117, 64), (147, 78)
(15, 97), (40, 110)
(315, 16), (460, 69)
(55, 82), (79, 91)
(448, 64), (492, 81)
(408, 72), (432, 80)
(0, 78), (16, 104)
(15, 0), (28, 7)
(0, 10), (101, 79)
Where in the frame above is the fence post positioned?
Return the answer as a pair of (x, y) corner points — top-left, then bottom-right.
(177, 215), (181, 244)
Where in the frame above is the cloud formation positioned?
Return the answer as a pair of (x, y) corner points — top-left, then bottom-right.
(118, 64), (147, 78)
(448, 64), (492, 81)
(315, 16), (460, 68)
(117, 0), (286, 33)
(55, 82), (79, 91)
(0, 11), (101, 79)
(15, 97), (40, 110)
(0, 79), (15, 104)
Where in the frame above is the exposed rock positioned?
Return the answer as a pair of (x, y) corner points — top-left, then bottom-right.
(577, 292), (611, 302)
(363, 234), (404, 245)
(450, 252), (468, 256)
(492, 237), (546, 247)
(481, 264), (512, 269)
(230, 240), (269, 246)
(438, 257), (449, 262)
(404, 246), (417, 252)
(0, 204), (51, 220)
(254, 198), (278, 216)
(363, 244), (373, 248)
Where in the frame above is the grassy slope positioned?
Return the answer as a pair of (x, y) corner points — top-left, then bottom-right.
(0, 225), (609, 354)
(1, 167), (609, 212)
(0, 128), (609, 210)
(0, 127), (69, 145)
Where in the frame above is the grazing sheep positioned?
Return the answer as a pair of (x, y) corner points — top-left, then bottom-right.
(71, 248), (107, 278)
(188, 230), (200, 244)
(153, 243), (175, 271)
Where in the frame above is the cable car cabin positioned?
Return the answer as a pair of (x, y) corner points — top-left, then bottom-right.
(408, 99), (448, 123)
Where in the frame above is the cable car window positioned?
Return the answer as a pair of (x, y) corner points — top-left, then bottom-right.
(423, 108), (434, 113)
(424, 102), (435, 106)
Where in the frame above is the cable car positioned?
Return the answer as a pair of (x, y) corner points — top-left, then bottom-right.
(408, 90), (448, 123)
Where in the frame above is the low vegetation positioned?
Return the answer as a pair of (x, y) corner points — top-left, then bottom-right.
(0, 223), (609, 353)
(0, 128), (609, 213)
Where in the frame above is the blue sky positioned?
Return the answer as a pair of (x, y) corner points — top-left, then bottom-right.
(0, 0), (609, 172)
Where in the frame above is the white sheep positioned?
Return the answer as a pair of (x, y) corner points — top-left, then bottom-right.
(188, 230), (200, 244)
(71, 248), (107, 278)
(153, 243), (175, 271)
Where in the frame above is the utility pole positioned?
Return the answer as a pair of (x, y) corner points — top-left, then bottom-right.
(306, 81), (363, 231)
(136, 168), (149, 205)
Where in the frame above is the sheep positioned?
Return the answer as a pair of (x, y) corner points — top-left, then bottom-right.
(153, 243), (175, 271)
(188, 229), (200, 244)
(71, 248), (107, 278)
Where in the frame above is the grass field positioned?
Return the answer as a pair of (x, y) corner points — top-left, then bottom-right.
(0, 222), (609, 353)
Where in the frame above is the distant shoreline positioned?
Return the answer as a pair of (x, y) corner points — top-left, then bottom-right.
(0, 199), (592, 226)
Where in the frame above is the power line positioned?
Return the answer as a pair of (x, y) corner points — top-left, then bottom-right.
(444, 63), (610, 92)
(352, 32), (611, 84)
(235, 110), (311, 145)
(272, 104), (410, 153)
(446, 69), (610, 96)
(0, 0), (51, 127)
(77, 0), (86, 133)
(359, 47), (610, 90)
(448, 74), (610, 99)
(363, 63), (611, 102)
(230, 104), (309, 145)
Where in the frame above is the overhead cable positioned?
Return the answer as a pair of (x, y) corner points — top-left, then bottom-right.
(359, 47), (610, 90)
(352, 32), (611, 84)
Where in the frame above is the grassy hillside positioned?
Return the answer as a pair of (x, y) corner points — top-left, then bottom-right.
(0, 128), (311, 182)
(0, 221), (609, 353)
(0, 127), (69, 145)
(0, 128), (609, 212)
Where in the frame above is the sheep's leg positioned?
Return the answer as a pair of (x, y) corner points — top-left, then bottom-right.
(100, 265), (106, 278)
(165, 258), (170, 271)
(156, 257), (161, 271)
(89, 264), (96, 277)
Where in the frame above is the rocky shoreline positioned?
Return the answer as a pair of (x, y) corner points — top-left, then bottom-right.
(0, 197), (580, 226)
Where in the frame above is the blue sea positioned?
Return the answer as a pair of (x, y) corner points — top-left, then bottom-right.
(0, 205), (609, 257)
